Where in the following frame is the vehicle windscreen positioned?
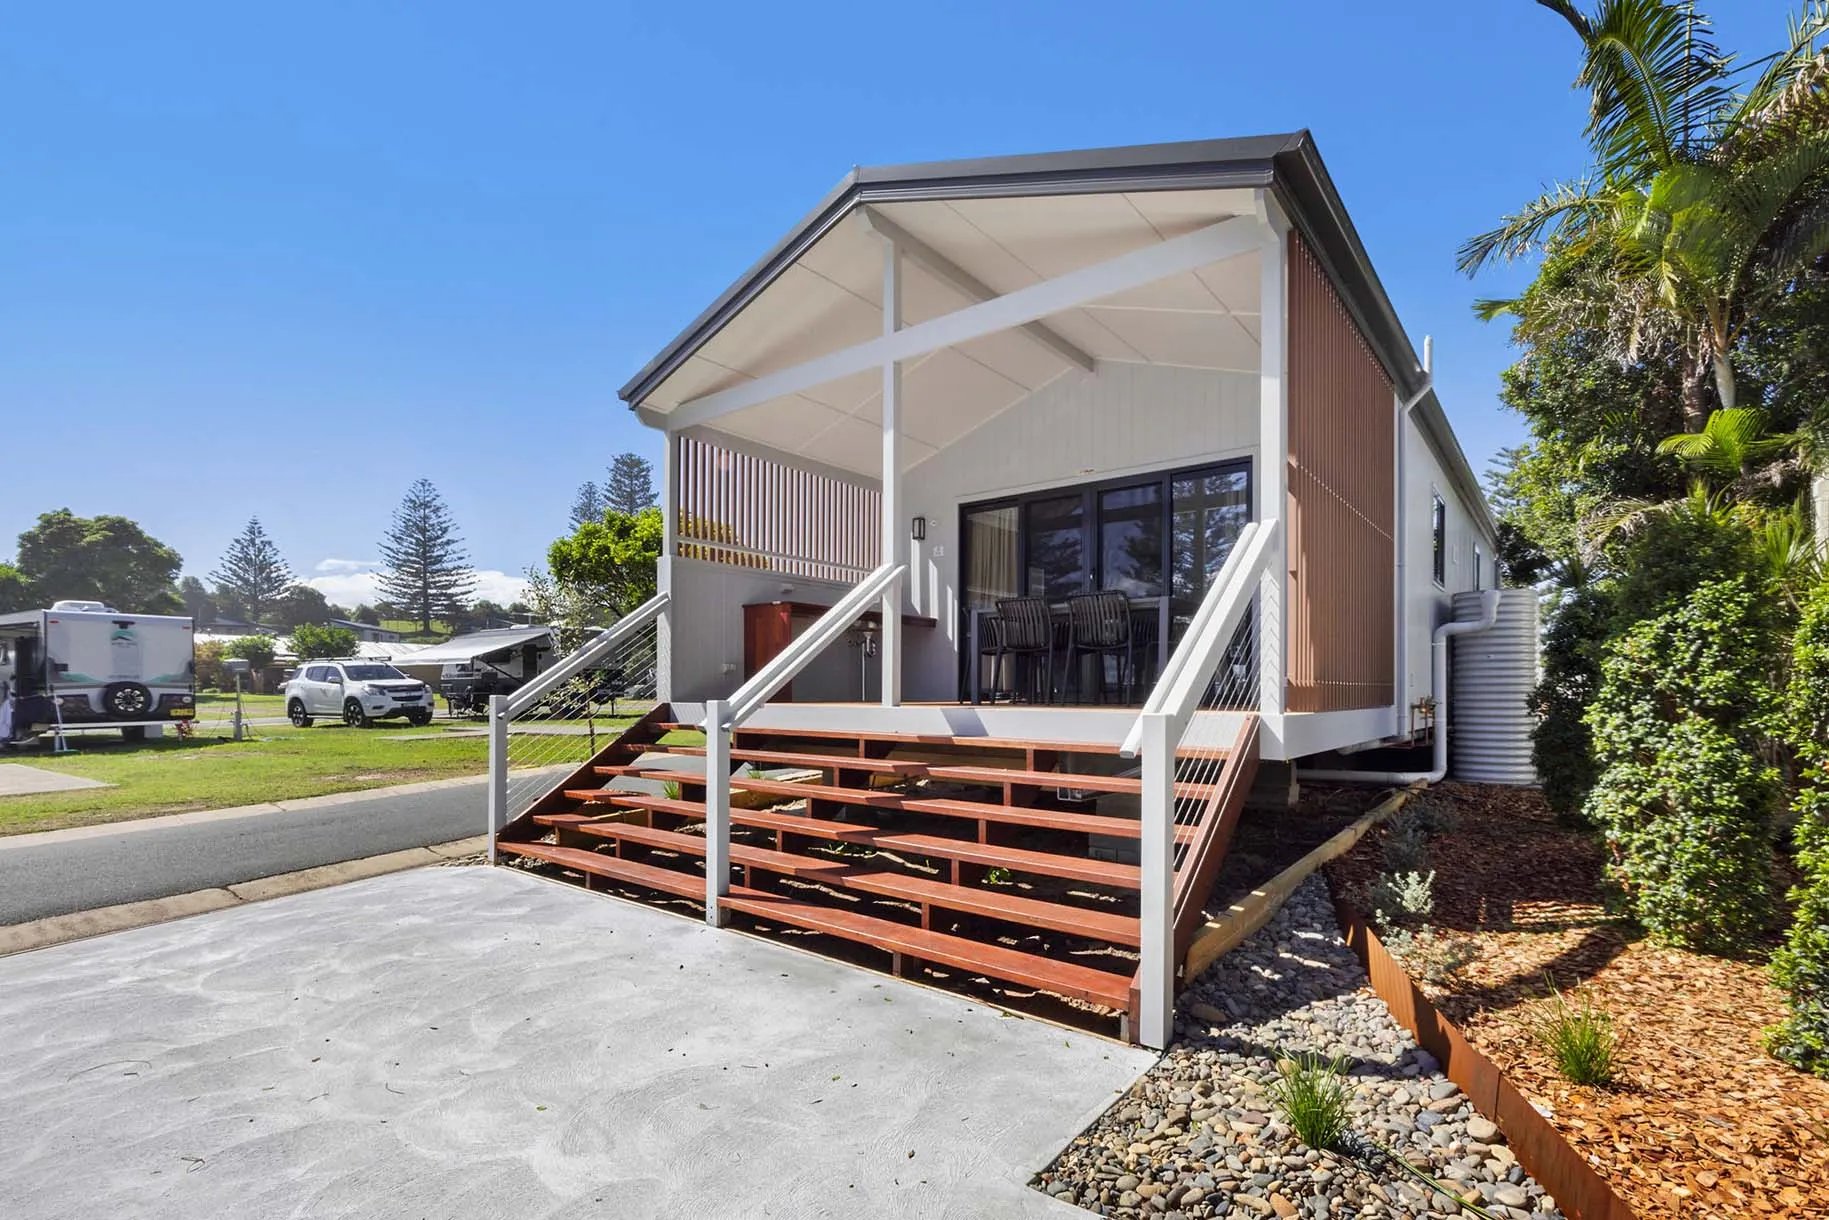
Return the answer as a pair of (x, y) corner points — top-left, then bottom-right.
(344, 665), (408, 681)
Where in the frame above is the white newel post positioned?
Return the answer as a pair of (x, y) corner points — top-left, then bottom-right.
(486, 694), (508, 863)
(703, 698), (731, 926)
(880, 237), (904, 706)
(1137, 711), (1176, 1050)
(1257, 201), (1290, 718)
(658, 431), (680, 703)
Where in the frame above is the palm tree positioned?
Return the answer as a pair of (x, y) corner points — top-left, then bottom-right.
(1463, 1), (1829, 428)
(1657, 406), (1802, 486)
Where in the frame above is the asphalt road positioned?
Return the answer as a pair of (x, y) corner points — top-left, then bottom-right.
(0, 778), (489, 925)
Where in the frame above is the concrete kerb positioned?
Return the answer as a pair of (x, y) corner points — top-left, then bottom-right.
(1180, 782), (1421, 981)
(0, 835), (490, 958)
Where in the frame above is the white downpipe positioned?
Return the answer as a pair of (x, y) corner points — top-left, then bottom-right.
(1392, 336), (1433, 739)
(1303, 588), (1499, 785)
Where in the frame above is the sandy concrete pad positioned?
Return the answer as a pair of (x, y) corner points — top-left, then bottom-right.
(0, 866), (1151, 1219)
(0, 763), (112, 796)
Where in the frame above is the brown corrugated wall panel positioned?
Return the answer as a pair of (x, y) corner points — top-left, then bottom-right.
(1285, 232), (1396, 713)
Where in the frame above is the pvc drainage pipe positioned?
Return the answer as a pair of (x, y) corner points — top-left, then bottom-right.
(1301, 588), (1500, 786)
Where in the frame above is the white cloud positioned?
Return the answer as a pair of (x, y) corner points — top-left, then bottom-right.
(303, 562), (529, 609)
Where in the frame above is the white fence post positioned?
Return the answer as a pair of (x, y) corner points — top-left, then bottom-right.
(703, 699), (731, 927)
(1137, 711), (1176, 1050)
(486, 694), (509, 864)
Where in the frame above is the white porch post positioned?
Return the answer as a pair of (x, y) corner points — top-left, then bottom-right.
(1137, 711), (1175, 1049)
(703, 698), (730, 926)
(879, 237), (905, 706)
(1257, 200), (1290, 719)
(657, 431), (679, 703)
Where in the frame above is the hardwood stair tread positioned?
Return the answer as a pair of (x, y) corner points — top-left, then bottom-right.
(726, 776), (907, 808)
(900, 796), (1196, 842)
(868, 832), (1141, 889)
(716, 891), (1134, 1009)
(567, 819), (850, 878)
(839, 870), (1140, 946)
(495, 841), (705, 900)
(925, 765), (1221, 799)
(731, 725), (1129, 755)
(733, 807), (883, 839)
(665, 745), (930, 775)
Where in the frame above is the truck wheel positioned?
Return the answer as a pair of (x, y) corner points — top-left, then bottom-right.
(102, 681), (153, 719)
(343, 699), (372, 728)
(407, 709), (433, 727)
(288, 700), (313, 728)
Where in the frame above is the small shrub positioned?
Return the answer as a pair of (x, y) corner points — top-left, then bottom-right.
(1382, 925), (1483, 985)
(192, 639), (226, 690)
(1381, 817), (1429, 873)
(1531, 582), (1611, 822)
(661, 780), (682, 802)
(1268, 1052), (1351, 1151)
(1771, 584), (1829, 1077)
(1528, 982), (1619, 1086)
(1368, 870), (1436, 924)
(291, 623), (361, 661)
(223, 633), (277, 672)
(1405, 790), (1461, 838)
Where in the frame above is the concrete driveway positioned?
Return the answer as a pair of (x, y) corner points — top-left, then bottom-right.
(0, 866), (1151, 1219)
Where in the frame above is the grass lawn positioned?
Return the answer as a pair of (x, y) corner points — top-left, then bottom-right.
(193, 692), (287, 722)
(0, 718), (633, 837)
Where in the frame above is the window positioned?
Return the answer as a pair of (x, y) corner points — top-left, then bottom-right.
(1473, 546), (1484, 591)
(1431, 494), (1447, 587)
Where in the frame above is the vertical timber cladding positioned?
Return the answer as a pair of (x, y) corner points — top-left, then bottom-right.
(1284, 233), (1396, 713)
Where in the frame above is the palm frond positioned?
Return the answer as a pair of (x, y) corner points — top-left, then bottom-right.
(1535, 0), (1594, 40)
(1579, 0), (1734, 176)
(1717, 3), (1829, 154)
(1473, 297), (1522, 321)
(1458, 180), (1609, 273)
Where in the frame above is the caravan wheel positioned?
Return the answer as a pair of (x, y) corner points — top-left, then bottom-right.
(103, 682), (153, 719)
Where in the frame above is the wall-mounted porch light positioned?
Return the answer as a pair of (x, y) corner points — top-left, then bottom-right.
(911, 516), (927, 542)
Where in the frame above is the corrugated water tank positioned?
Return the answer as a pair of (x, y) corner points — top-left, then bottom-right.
(1450, 588), (1539, 785)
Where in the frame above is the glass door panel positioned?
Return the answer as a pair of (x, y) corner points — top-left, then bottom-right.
(1097, 483), (1164, 596)
(1170, 467), (1252, 645)
(962, 505), (1019, 611)
(1024, 494), (1086, 601)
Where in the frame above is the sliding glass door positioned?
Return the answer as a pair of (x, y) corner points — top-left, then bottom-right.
(956, 458), (1251, 700)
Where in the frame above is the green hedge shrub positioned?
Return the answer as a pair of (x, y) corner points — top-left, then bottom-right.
(1582, 577), (1780, 952)
(1532, 584), (1611, 821)
(290, 623), (360, 661)
(1771, 580), (1829, 1076)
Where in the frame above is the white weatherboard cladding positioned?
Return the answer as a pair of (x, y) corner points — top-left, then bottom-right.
(899, 362), (1260, 702)
(1401, 415), (1492, 726)
(1450, 588), (1540, 784)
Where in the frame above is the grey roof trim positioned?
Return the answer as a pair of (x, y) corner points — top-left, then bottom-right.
(619, 131), (1495, 536)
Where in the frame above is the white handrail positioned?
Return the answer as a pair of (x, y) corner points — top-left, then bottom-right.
(708, 562), (905, 730)
(504, 591), (670, 720)
(1119, 519), (1277, 757)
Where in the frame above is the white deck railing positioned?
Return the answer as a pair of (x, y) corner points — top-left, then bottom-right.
(485, 593), (670, 857)
(1125, 519), (1277, 1048)
(697, 561), (905, 923)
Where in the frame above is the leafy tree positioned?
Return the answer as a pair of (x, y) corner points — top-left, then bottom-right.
(271, 584), (340, 631)
(605, 452), (656, 515)
(569, 481), (606, 529)
(192, 639), (227, 690)
(1532, 578), (1611, 821)
(209, 518), (292, 624)
(546, 506), (662, 619)
(223, 634), (277, 671)
(1583, 577), (1781, 952)
(376, 479), (477, 634)
(16, 509), (182, 612)
(178, 575), (218, 626)
(352, 603), (381, 626)
(290, 623), (360, 660)
(0, 562), (31, 613)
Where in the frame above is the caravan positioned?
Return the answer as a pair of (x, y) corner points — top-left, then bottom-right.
(0, 601), (197, 743)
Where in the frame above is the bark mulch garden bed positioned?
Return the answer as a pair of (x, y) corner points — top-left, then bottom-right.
(1327, 782), (1829, 1220)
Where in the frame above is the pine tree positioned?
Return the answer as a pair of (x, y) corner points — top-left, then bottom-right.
(605, 453), (656, 515)
(375, 479), (477, 634)
(569, 480), (606, 529)
(210, 517), (292, 624)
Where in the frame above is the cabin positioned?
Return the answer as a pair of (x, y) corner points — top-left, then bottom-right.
(489, 134), (1500, 1049)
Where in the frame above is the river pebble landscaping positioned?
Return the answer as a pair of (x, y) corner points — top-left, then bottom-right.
(1034, 876), (1564, 1219)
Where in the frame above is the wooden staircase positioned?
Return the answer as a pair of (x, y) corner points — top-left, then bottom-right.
(495, 704), (1259, 1042)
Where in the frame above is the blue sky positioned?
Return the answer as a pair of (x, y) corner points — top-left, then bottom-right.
(0, 1), (1785, 606)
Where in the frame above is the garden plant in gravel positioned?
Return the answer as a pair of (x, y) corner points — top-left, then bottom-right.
(1033, 877), (1560, 1219)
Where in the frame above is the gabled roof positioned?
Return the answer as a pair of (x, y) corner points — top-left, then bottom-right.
(621, 133), (1493, 535)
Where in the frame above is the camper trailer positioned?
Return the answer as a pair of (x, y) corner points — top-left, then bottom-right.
(0, 601), (197, 743)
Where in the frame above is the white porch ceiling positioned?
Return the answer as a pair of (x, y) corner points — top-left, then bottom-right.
(639, 187), (1263, 478)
